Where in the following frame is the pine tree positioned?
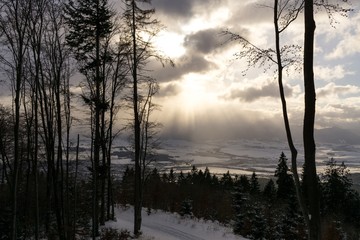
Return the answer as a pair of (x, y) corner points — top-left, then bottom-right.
(238, 175), (250, 193)
(180, 198), (193, 217)
(321, 158), (360, 224)
(275, 152), (295, 201)
(263, 179), (276, 201)
(168, 168), (175, 184)
(64, 0), (113, 237)
(232, 184), (247, 235)
(221, 171), (233, 189)
(250, 172), (260, 195)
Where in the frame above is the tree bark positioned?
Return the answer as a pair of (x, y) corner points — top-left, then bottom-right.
(273, 0), (310, 233)
(303, 1), (321, 239)
(130, 0), (142, 235)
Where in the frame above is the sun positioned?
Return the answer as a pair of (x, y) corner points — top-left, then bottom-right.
(154, 31), (186, 58)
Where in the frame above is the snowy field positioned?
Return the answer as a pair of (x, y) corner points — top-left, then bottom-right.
(109, 138), (360, 175)
(73, 138), (360, 187)
(105, 206), (248, 240)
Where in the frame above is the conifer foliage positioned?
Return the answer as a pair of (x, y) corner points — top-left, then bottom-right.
(64, 0), (114, 237)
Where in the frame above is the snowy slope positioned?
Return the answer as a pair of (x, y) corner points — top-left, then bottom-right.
(105, 207), (248, 240)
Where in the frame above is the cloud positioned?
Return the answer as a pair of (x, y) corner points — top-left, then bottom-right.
(152, 54), (217, 83)
(152, 0), (222, 23)
(160, 107), (286, 141)
(314, 65), (354, 82)
(317, 83), (360, 98)
(325, 12), (360, 59)
(226, 1), (273, 27)
(222, 81), (293, 102)
(184, 28), (226, 54)
(152, 0), (194, 18)
(151, 28), (231, 83)
(157, 82), (181, 98)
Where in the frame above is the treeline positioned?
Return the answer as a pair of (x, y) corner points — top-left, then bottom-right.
(118, 153), (360, 240)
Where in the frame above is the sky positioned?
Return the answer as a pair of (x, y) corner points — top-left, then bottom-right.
(0, 0), (358, 144)
(137, 0), (360, 142)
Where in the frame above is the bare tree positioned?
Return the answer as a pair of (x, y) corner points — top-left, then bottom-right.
(0, 0), (32, 239)
(123, 0), (173, 235)
(223, 1), (352, 239)
(303, 1), (320, 239)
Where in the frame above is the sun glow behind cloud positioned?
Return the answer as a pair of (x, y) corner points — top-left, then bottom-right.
(149, 0), (360, 140)
(154, 31), (186, 58)
(181, 7), (230, 33)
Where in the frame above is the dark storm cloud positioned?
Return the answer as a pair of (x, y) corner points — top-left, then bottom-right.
(184, 28), (226, 54)
(151, 29), (225, 83)
(152, 0), (221, 19)
(157, 82), (181, 97)
(223, 81), (293, 102)
(152, 0), (194, 18)
(152, 54), (217, 83)
(154, 27), (250, 83)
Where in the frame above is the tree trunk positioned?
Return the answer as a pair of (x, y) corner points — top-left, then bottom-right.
(92, 0), (102, 238)
(73, 134), (80, 240)
(273, 0), (310, 233)
(131, 0), (142, 235)
(303, 1), (321, 239)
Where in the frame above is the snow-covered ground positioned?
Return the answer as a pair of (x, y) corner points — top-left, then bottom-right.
(105, 206), (248, 240)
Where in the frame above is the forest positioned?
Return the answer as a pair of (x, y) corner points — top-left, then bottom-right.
(0, 0), (358, 239)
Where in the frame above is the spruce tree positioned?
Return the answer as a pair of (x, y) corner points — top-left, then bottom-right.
(250, 172), (260, 195)
(275, 152), (295, 201)
(64, 0), (113, 237)
(232, 184), (247, 235)
(263, 179), (276, 201)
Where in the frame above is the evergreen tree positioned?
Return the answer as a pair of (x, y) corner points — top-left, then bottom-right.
(321, 158), (360, 226)
(180, 198), (193, 217)
(220, 171), (233, 189)
(204, 167), (212, 183)
(249, 203), (266, 240)
(275, 152), (295, 201)
(238, 175), (250, 193)
(232, 184), (247, 235)
(263, 179), (276, 201)
(250, 172), (260, 195)
(168, 168), (175, 183)
(120, 167), (135, 205)
(64, 0), (113, 236)
(178, 171), (186, 185)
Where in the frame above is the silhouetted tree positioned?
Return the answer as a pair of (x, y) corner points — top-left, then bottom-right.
(275, 152), (295, 200)
(123, 0), (173, 234)
(64, 0), (113, 236)
(250, 172), (260, 195)
(263, 179), (276, 201)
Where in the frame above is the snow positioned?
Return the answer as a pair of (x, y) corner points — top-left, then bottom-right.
(105, 206), (248, 240)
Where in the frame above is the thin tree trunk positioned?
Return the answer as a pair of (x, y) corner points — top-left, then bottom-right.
(34, 77), (40, 240)
(273, 0), (310, 233)
(73, 134), (80, 240)
(130, 0), (142, 235)
(92, 0), (102, 237)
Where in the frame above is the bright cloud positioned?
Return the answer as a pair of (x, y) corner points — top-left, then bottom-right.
(314, 65), (354, 82)
(317, 83), (360, 98)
